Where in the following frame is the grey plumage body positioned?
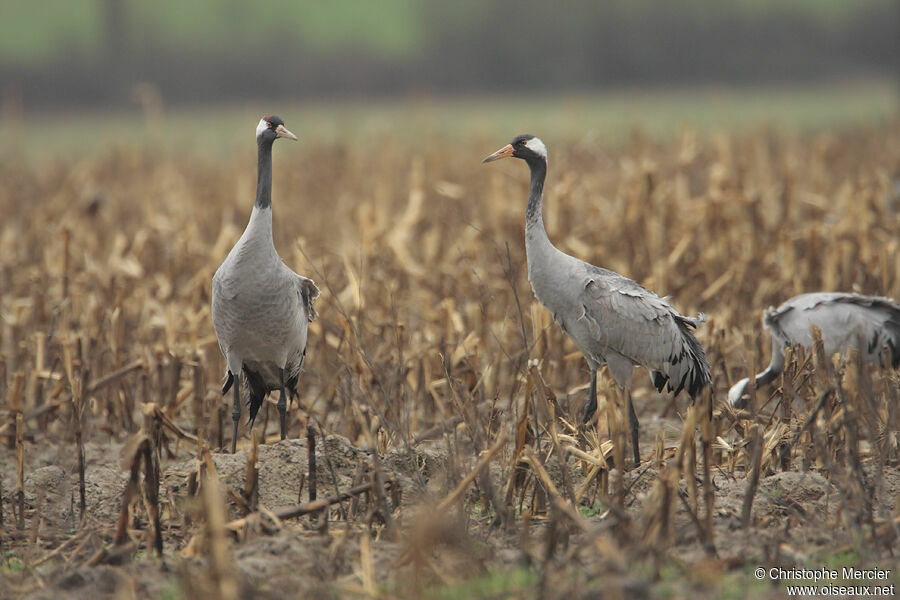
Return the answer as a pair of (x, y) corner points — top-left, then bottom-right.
(211, 116), (318, 452)
(484, 135), (711, 465)
(728, 292), (900, 408)
(212, 208), (319, 402)
(526, 230), (708, 397)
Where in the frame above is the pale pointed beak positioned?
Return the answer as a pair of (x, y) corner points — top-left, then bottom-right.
(275, 124), (298, 140)
(482, 144), (514, 163)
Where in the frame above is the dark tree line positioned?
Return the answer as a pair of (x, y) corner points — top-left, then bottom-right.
(4, 0), (897, 108)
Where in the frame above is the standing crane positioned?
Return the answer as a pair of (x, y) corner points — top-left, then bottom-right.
(212, 116), (320, 453)
(728, 292), (900, 408)
(483, 134), (711, 465)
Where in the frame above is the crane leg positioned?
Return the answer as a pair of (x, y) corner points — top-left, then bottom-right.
(581, 369), (598, 425)
(626, 392), (640, 466)
(277, 367), (288, 441)
(230, 372), (241, 454)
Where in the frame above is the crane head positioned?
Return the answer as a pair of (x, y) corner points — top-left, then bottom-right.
(256, 115), (298, 142)
(482, 134), (547, 164)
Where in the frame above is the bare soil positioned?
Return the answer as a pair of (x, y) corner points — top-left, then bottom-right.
(2, 405), (898, 599)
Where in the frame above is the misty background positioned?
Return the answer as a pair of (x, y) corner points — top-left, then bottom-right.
(2, 0), (897, 109)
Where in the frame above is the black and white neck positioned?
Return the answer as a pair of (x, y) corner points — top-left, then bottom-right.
(525, 154), (547, 227)
(521, 136), (550, 242)
(255, 118), (276, 210)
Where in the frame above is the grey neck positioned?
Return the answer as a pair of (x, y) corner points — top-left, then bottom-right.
(754, 365), (780, 389)
(755, 343), (787, 389)
(255, 137), (274, 209)
(525, 157), (547, 226)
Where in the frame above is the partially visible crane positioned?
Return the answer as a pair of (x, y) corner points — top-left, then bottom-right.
(212, 116), (319, 453)
(729, 292), (900, 408)
(483, 134), (711, 466)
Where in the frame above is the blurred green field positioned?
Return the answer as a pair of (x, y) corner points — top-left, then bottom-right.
(3, 82), (897, 161)
(0, 0), (420, 63)
(1, 0), (887, 63)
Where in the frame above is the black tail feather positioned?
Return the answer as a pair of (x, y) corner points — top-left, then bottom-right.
(243, 367), (268, 426)
(651, 370), (667, 393)
(286, 373), (300, 406)
(672, 370), (689, 397)
(221, 371), (234, 395)
(285, 349), (305, 407)
(651, 366), (693, 397)
(674, 317), (712, 399)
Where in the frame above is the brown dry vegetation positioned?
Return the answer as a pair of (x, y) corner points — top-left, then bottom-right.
(1, 120), (899, 599)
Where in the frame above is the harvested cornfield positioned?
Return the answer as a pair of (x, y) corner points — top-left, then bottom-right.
(1, 116), (899, 599)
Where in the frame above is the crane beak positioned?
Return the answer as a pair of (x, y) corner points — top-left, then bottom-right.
(482, 144), (514, 163)
(275, 124), (298, 141)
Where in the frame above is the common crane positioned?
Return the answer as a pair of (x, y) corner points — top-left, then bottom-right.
(728, 292), (900, 408)
(212, 116), (319, 453)
(483, 134), (711, 465)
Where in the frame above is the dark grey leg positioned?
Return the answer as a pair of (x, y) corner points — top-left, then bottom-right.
(581, 369), (598, 425)
(278, 367), (288, 441)
(231, 372), (241, 454)
(627, 392), (640, 466)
